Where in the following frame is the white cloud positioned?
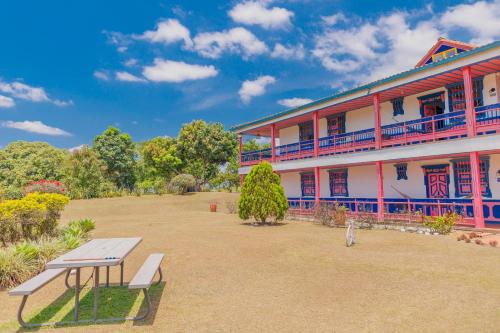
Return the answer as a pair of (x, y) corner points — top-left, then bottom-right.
(94, 70), (111, 81)
(366, 13), (440, 82)
(115, 71), (147, 83)
(239, 75), (276, 103)
(441, 1), (500, 44)
(278, 97), (313, 108)
(123, 58), (139, 67)
(1, 120), (71, 136)
(53, 99), (74, 107)
(135, 19), (193, 47)
(193, 27), (268, 59)
(229, 1), (294, 30)
(312, 23), (381, 73)
(68, 144), (86, 152)
(312, 3), (500, 87)
(0, 95), (15, 108)
(0, 81), (71, 106)
(321, 13), (347, 25)
(271, 43), (305, 60)
(142, 58), (218, 83)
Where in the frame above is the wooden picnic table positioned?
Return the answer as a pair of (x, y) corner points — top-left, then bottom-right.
(46, 237), (142, 321)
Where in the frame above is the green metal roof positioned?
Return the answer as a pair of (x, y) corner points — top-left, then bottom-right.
(231, 40), (500, 133)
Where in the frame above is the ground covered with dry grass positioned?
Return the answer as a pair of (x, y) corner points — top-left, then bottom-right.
(1, 192), (500, 332)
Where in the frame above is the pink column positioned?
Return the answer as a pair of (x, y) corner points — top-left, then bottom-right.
(376, 161), (384, 222)
(469, 151), (485, 228)
(271, 124), (276, 163)
(314, 167), (321, 205)
(373, 93), (382, 149)
(239, 174), (244, 187)
(313, 111), (319, 157)
(462, 66), (477, 137)
(238, 134), (243, 165)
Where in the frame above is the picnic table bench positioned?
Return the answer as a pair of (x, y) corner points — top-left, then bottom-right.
(9, 237), (164, 328)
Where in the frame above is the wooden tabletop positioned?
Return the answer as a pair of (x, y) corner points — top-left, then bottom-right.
(46, 237), (142, 269)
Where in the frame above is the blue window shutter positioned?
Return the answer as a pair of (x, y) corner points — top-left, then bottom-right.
(391, 97), (404, 116)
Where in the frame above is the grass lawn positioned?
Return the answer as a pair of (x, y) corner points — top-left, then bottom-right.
(1, 192), (500, 332)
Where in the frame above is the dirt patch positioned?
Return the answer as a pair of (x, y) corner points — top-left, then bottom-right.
(1, 192), (500, 332)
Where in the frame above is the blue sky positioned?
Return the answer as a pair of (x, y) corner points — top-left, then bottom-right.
(0, 0), (499, 149)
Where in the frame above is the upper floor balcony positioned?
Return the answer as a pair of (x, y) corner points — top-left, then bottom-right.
(240, 103), (500, 166)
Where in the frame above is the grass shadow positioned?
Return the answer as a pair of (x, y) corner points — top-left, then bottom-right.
(133, 282), (166, 326)
(15, 283), (167, 331)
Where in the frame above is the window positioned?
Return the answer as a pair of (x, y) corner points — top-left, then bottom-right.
(329, 169), (348, 197)
(452, 158), (491, 198)
(301, 172), (315, 197)
(327, 114), (345, 136)
(395, 163), (408, 180)
(299, 121), (314, 141)
(391, 97), (405, 116)
(446, 77), (484, 112)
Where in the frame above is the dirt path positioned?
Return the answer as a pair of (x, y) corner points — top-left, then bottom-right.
(1, 192), (500, 332)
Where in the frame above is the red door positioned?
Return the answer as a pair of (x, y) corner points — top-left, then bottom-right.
(427, 172), (449, 198)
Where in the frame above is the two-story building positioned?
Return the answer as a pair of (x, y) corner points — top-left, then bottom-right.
(232, 38), (500, 228)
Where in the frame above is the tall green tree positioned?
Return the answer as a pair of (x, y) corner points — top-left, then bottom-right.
(140, 137), (182, 181)
(177, 120), (237, 188)
(238, 162), (288, 224)
(243, 139), (271, 152)
(64, 146), (111, 199)
(0, 141), (67, 194)
(93, 127), (137, 190)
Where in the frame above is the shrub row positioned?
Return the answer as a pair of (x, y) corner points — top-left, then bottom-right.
(0, 219), (95, 289)
(0, 193), (69, 246)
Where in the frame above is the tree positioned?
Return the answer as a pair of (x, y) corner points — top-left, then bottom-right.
(140, 137), (182, 181)
(0, 141), (67, 194)
(210, 153), (240, 192)
(243, 139), (271, 152)
(64, 146), (111, 199)
(177, 120), (237, 188)
(93, 127), (137, 191)
(238, 162), (288, 224)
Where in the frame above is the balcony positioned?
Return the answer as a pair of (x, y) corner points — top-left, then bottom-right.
(240, 104), (500, 166)
(287, 197), (500, 226)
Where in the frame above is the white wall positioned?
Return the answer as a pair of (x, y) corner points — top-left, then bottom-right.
(280, 154), (500, 199)
(276, 73), (499, 144)
(280, 172), (301, 197)
(279, 126), (299, 146)
(489, 153), (500, 198)
(484, 73), (498, 105)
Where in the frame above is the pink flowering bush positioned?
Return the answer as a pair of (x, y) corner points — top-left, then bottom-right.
(24, 180), (66, 195)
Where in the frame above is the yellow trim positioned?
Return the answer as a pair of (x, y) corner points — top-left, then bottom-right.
(431, 47), (458, 63)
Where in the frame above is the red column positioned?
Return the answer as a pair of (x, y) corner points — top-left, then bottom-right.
(238, 134), (243, 165)
(313, 111), (319, 157)
(271, 124), (276, 163)
(314, 167), (320, 205)
(376, 161), (384, 222)
(373, 93), (382, 149)
(462, 66), (477, 137)
(469, 151), (485, 228)
(239, 174), (244, 187)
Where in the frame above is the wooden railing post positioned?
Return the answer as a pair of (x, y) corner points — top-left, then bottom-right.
(314, 167), (320, 206)
(313, 111), (319, 157)
(373, 93), (382, 149)
(271, 124), (276, 163)
(376, 161), (384, 222)
(239, 135), (243, 165)
(431, 116), (436, 141)
(462, 66), (477, 137)
(470, 151), (485, 228)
